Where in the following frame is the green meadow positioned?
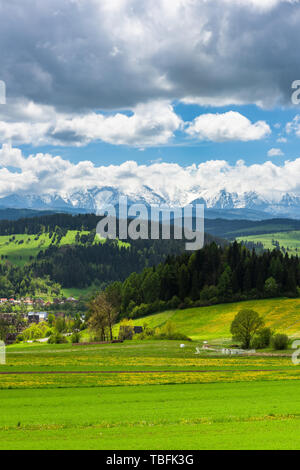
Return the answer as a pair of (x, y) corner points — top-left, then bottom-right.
(237, 231), (300, 255)
(129, 298), (300, 341)
(0, 231), (88, 266)
(1, 339), (300, 450)
(0, 230), (128, 267)
(2, 298), (300, 449)
(1, 381), (300, 450)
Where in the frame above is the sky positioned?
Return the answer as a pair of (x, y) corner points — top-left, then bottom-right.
(1, 0), (300, 201)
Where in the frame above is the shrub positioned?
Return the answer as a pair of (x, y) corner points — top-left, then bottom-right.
(271, 334), (289, 351)
(71, 332), (81, 344)
(131, 303), (152, 319)
(200, 285), (218, 302)
(154, 321), (192, 342)
(168, 296), (180, 309)
(178, 303), (187, 310)
(118, 319), (135, 340)
(22, 322), (51, 341)
(184, 297), (193, 308)
(48, 332), (68, 344)
(251, 328), (273, 349)
(136, 323), (155, 340)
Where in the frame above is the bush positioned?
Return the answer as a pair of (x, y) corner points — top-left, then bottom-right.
(251, 328), (273, 349)
(48, 332), (68, 344)
(168, 296), (180, 309)
(131, 303), (152, 319)
(271, 334), (289, 351)
(200, 285), (218, 302)
(154, 321), (192, 342)
(118, 319), (134, 340)
(135, 322), (155, 340)
(22, 322), (51, 341)
(71, 332), (81, 344)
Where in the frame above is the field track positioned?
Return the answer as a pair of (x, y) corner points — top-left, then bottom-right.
(0, 369), (295, 375)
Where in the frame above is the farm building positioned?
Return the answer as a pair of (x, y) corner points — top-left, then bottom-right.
(134, 326), (143, 334)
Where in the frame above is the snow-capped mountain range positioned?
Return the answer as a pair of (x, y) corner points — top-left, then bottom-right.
(0, 187), (299, 220)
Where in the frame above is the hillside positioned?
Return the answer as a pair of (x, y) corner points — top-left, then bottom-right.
(0, 231), (91, 266)
(237, 231), (300, 256)
(205, 218), (300, 239)
(129, 298), (300, 341)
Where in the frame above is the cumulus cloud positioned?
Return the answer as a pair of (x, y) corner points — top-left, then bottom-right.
(0, 100), (182, 147)
(0, 0), (300, 111)
(185, 111), (271, 142)
(0, 101), (272, 147)
(0, 145), (299, 203)
(268, 148), (284, 157)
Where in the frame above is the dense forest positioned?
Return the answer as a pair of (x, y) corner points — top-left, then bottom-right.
(0, 263), (60, 298)
(105, 242), (300, 320)
(0, 213), (101, 235)
(31, 233), (220, 288)
(32, 239), (186, 288)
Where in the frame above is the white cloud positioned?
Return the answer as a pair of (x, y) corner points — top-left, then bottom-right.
(277, 137), (287, 143)
(0, 145), (300, 203)
(268, 148), (284, 157)
(185, 111), (271, 142)
(0, 100), (182, 147)
(0, 101), (272, 147)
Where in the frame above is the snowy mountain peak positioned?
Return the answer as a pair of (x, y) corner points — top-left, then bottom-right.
(0, 187), (300, 220)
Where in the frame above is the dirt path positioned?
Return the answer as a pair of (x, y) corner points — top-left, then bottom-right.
(0, 369), (297, 375)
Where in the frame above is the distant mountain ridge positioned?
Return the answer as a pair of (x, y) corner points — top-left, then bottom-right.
(0, 187), (299, 220)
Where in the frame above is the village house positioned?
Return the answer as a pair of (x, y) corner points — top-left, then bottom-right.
(0, 313), (27, 344)
(28, 312), (48, 323)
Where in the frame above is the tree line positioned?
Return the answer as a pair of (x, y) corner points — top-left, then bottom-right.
(103, 241), (300, 320)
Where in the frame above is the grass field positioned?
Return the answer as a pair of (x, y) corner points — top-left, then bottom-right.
(2, 381), (300, 450)
(61, 286), (99, 299)
(0, 231), (89, 266)
(2, 297), (300, 449)
(237, 231), (300, 255)
(0, 231), (129, 267)
(127, 298), (300, 341)
(1, 340), (300, 449)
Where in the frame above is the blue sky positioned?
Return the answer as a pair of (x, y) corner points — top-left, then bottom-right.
(17, 102), (300, 167)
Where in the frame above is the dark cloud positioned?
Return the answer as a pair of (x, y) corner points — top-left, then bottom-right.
(0, 0), (299, 111)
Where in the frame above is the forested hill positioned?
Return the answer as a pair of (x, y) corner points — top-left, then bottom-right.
(107, 241), (300, 320)
(31, 233), (221, 288)
(0, 212), (298, 239)
(0, 211), (226, 293)
(0, 213), (99, 235)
